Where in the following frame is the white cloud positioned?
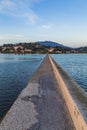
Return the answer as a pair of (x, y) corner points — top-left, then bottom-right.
(0, 0), (41, 24)
(41, 24), (52, 29)
(25, 11), (38, 24)
(0, 0), (15, 7)
(0, 34), (24, 40)
(0, 0), (16, 14)
(0, 34), (26, 45)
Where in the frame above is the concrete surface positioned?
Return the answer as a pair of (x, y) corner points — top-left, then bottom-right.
(0, 54), (75, 130)
(49, 55), (87, 130)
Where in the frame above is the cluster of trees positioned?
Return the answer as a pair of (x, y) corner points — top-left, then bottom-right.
(0, 42), (87, 54)
(0, 43), (48, 54)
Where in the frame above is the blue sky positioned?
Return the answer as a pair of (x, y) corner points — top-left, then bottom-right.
(0, 0), (87, 47)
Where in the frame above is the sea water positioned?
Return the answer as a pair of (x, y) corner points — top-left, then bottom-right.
(0, 53), (87, 121)
(0, 54), (45, 120)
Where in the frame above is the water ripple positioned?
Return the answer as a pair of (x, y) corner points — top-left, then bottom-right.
(51, 54), (87, 92)
(0, 54), (45, 120)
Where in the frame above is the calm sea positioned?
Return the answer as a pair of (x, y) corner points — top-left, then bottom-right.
(0, 54), (87, 121)
(51, 54), (87, 91)
(0, 54), (45, 120)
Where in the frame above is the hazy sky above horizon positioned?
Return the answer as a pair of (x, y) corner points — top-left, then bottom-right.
(0, 0), (87, 47)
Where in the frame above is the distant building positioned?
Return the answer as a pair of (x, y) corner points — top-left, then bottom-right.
(24, 49), (32, 53)
(55, 51), (62, 54)
(46, 48), (54, 53)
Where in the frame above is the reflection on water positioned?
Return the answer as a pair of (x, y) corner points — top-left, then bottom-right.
(0, 54), (45, 120)
(0, 54), (43, 62)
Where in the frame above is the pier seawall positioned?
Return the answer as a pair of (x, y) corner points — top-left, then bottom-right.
(49, 55), (87, 130)
(0, 54), (87, 130)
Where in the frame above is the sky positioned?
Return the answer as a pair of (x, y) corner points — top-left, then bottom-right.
(0, 0), (87, 47)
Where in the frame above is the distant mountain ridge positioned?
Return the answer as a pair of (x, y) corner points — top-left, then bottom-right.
(0, 41), (87, 53)
(36, 41), (71, 48)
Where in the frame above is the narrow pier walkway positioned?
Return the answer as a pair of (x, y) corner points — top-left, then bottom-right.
(0, 55), (75, 130)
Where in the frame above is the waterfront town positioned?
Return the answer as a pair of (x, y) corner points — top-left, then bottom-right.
(0, 41), (87, 54)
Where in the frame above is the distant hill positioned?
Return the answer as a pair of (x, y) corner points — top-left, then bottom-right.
(75, 46), (87, 53)
(0, 41), (87, 54)
(36, 41), (71, 48)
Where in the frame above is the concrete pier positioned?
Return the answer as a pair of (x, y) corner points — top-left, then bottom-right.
(0, 54), (87, 130)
